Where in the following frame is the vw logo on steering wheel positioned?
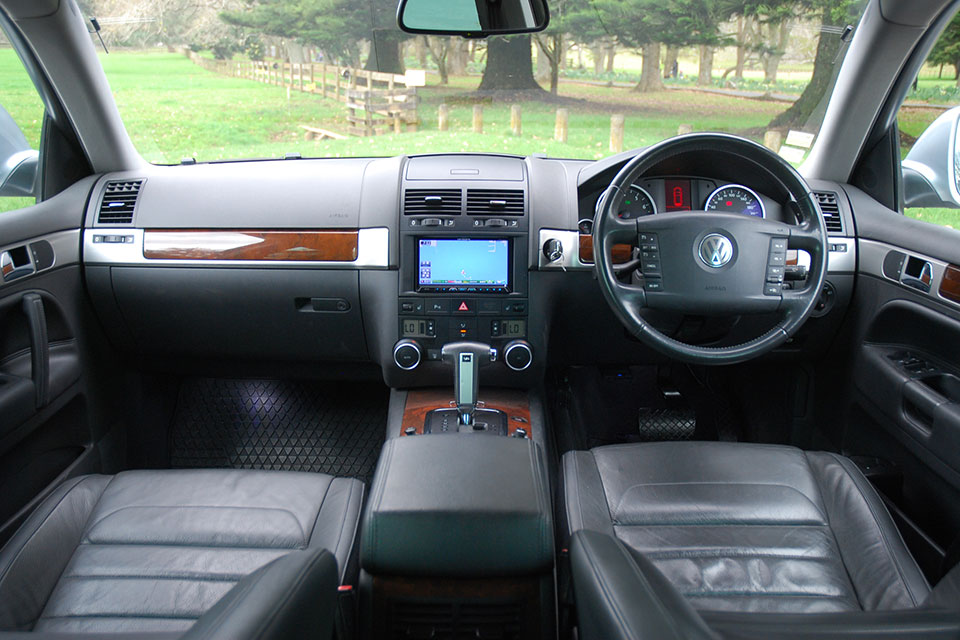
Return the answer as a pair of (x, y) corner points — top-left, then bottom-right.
(698, 234), (734, 268)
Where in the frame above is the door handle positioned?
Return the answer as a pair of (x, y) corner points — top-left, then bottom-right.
(21, 293), (48, 408)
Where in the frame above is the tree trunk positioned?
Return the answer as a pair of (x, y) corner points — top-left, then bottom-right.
(697, 45), (714, 87)
(478, 36), (544, 92)
(415, 36), (428, 68)
(768, 9), (846, 130)
(535, 38), (551, 83)
(591, 43), (605, 75)
(448, 40), (468, 76)
(605, 43), (616, 73)
(635, 42), (663, 92)
(763, 20), (789, 84)
(734, 16), (746, 80)
(364, 31), (405, 74)
(663, 45), (678, 79)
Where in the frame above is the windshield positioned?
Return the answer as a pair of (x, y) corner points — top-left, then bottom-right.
(81, 0), (867, 164)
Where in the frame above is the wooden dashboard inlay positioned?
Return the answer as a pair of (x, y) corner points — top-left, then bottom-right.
(578, 234), (633, 265)
(940, 264), (960, 304)
(401, 388), (532, 437)
(143, 229), (359, 261)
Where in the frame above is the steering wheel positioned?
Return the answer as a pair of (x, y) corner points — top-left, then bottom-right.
(593, 133), (828, 365)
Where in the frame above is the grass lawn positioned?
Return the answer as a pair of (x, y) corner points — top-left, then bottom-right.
(91, 50), (788, 163)
(1, 48), (959, 229)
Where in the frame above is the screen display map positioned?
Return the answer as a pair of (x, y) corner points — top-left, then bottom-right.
(418, 239), (509, 288)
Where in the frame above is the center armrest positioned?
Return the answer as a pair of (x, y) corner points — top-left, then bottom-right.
(360, 435), (554, 577)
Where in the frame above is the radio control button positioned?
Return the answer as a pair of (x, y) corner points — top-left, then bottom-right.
(426, 299), (449, 314)
(477, 299), (500, 315)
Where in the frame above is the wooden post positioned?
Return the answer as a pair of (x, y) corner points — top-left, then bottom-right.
(366, 70), (373, 90)
(473, 104), (483, 134)
(610, 114), (625, 153)
(289, 62), (294, 86)
(438, 104), (449, 131)
(677, 123), (694, 135)
(394, 114), (402, 135)
(335, 67), (341, 101)
(555, 108), (569, 143)
(763, 130), (783, 152)
(510, 104), (522, 137)
(310, 63), (315, 88)
(299, 63), (304, 91)
(321, 64), (327, 96)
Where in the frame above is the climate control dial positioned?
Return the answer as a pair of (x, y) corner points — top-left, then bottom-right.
(504, 340), (533, 371)
(393, 339), (422, 370)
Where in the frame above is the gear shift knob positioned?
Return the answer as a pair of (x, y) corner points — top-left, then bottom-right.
(441, 341), (497, 425)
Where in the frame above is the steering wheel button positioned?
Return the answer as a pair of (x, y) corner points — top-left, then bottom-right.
(640, 233), (658, 243)
(644, 279), (663, 291)
(768, 253), (786, 266)
(764, 283), (782, 296)
(643, 261), (661, 275)
(770, 238), (788, 252)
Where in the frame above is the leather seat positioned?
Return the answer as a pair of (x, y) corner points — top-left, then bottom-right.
(563, 441), (960, 638)
(0, 468), (364, 637)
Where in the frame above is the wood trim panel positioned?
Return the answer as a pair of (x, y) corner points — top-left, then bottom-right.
(401, 388), (531, 437)
(143, 229), (359, 261)
(941, 264), (960, 304)
(578, 234), (632, 265)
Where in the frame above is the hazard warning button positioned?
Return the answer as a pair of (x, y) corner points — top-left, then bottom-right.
(452, 299), (476, 316)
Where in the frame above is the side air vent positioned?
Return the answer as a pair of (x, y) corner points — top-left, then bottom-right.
(404, 189), (462, 215)
(466, 189), (525, 215)
(813, 191), (844, 234)
(98, 179), (144, 224)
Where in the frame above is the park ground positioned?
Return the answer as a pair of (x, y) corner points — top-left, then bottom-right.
(0, 48), (957, 226)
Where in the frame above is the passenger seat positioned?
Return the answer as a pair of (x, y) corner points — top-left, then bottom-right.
(0, 469), (364, 637)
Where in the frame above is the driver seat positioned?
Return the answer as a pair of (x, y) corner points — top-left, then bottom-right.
(563, 442), (960, 639)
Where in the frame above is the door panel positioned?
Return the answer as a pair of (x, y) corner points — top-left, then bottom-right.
(840, 185), (960, 579)
(0, 179), (105, 545)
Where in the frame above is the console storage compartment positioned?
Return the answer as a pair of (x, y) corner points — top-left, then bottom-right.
(360, 435), (554, 639)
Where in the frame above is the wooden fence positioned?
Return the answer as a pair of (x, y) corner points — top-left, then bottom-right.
(187, 52), (420, 137)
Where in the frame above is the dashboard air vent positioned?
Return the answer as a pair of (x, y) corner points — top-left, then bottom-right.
(466, 189), (524, 215)
(813, 191), (844, 234)
(404, 189), (462, 215)
(98, 179), (143, 224)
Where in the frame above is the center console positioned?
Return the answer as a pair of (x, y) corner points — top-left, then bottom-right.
(392, 156), (533, 375)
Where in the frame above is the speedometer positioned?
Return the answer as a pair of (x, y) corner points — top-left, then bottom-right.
(596, 184), (657, 220)
(704, 184), (765, 218)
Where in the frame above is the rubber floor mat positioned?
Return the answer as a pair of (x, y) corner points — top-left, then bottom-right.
(169, 378), (387, 482)
(637, 408), (696, 442)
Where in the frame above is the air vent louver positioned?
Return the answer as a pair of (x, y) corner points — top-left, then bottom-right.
(813, 191), (844, 234)
(404, 189), (462, 215)
(98, 179), (143, 224)
(466, 189), (524, 215)
(388, 600), (524, 639)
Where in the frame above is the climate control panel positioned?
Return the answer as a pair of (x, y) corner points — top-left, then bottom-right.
(397, 296), (529, 367)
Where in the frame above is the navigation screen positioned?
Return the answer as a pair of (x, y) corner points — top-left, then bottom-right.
(418, 239), (509, 289)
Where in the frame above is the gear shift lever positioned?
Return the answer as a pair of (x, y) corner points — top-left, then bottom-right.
(441, 341), (497, 426)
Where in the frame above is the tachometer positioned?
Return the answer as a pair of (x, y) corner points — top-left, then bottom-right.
(596, 184), (657, 220)
(704, 184), (765, 218)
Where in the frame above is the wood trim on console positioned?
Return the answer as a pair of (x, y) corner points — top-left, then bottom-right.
(578, 234), (632, 264)
(941, 264), (960, 305)
(142, 229), (359, 261)
(401, 388), (532, 437)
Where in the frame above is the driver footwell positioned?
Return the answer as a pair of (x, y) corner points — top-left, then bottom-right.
(549, 365), (741, 452)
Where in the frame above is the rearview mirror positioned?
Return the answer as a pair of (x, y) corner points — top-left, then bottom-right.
(0, 105), (37, 198)
(397, 0), (549, 37)
(903, 106), (960, 209)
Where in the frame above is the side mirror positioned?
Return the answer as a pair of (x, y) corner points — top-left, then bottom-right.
(0, 105), (37, 198)
(903, 105), (960, 209)
(397, 0), (549, 37)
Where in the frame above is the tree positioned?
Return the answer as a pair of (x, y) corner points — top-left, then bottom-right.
(664, 0), (736, 87)
(425, 36), (453, 84)
(768, 1), (860, 129)
(588, 0), (670, 91)
(928, 13), (960, 85)
(222, 0), (407, 73)
(477, 35), (544, 92)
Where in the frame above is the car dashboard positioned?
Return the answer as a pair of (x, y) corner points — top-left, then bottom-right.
(79, 151), (857, 386)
